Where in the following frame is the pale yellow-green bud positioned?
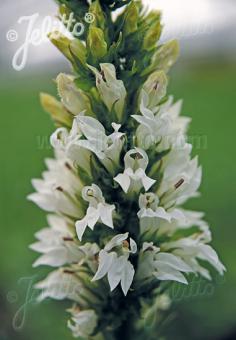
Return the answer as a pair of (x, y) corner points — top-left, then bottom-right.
(154, 40), (180, 72)
(70, 38), (87, 66)
(143, 40), (180, 76)
(48, 31), (73, 60)
(87, 27), (107, 59)
(142, 70), (168, 109)
(123, 2), (139, 36)
(40, 93), (73, 128)
(88, 63), (127, 122)
(143, 19), (162, 51)
(56, 73), (93, 116)
(89, 0), (105, 30)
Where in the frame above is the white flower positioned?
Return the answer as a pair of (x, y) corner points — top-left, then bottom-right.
(50, 118), (92, 176)
(28, 153), (84, 219)
(30, 215), (100, 268)
(88, 63), (127, 122)
(92, 233), (137, 295)
(138, 193), (186, 229)
(35, 267), (101, 306)
(133, 90), (190, 150)
(136, 243), (193, 284)
(51, 115), (124, 175)
(157, 209), (211, 239)
(162, 235), (226, 279)
(30, 215), (78, 267)
(35, 269), (85, 303)
(114, 148), (156, 193)
(68, 308), (98, 339)
(75, 184), (115, 241)
(157, 143), (202, 208)
(56, 73), (92, 115)
(73, 116), (124, 174)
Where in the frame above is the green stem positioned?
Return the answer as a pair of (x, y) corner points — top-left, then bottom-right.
(114, 315), (135, 340)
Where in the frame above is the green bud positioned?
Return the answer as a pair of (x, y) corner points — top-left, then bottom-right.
(143, 19), (162, 51)
(89, 0), (105, 30)
(144, 10), (161, 26)
(142, 40), (179, 76)
(48, 31), (73, 62)
(70, 38), (87, 66)
(123, 2), (139, 36)
(58, 4), (71, 20)
(87, 27), (107, 59)
(49, 31), (89, 73)
(40, 93), (73, 128)
(153, 40), (180, 72)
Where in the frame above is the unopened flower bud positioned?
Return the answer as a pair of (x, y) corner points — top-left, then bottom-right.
(89, 0), (105, 30)
(88, 63), (127, 122)
(48, 31), (73, 62)
(56, 73), (92, 116)
(123, 2), (139, 36)
(143, 40), (180, 75)
(142, 70), (168, 109)
(87, 27), (107, 59)
(143, 12), (162, 51)
(40, 93), (73, 128)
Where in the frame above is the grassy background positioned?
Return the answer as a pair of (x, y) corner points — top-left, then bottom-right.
(0, 61), (235, 340)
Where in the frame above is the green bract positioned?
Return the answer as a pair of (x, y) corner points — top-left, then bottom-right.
(29, 1), (225, 339)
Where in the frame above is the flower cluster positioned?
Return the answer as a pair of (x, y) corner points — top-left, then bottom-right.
(29, 1), (225, 339)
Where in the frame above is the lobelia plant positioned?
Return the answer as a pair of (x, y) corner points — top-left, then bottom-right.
(28, 0), (225, 339)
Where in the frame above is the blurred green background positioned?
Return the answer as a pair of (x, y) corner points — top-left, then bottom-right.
(1, 1), (236, 339)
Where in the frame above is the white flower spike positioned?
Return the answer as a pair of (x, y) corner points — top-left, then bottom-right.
(28, 2), (225, 337)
